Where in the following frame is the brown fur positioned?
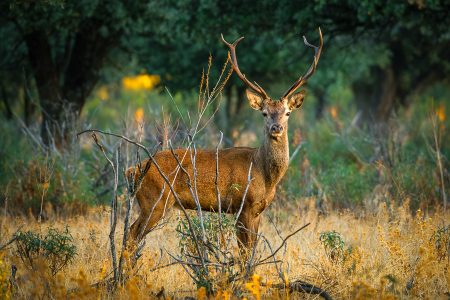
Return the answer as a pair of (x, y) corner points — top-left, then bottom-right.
(127, 92), (306, 253)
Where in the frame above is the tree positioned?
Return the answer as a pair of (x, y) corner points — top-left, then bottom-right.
(135, 0), (450, 124)
(0, 0), (150, 146)
(308, 0), (450, 121)
(1, 0), (448, 148)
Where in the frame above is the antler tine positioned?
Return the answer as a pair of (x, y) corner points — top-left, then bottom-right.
(282, 28), (323, 99)
(221, 34), (269, 99)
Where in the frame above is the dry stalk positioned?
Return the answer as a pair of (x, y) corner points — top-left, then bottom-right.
(235, 162), (254, 225)
(215, 132), (224, 229)
(91, 133), (119, 282)
(431, 114), (447, 210)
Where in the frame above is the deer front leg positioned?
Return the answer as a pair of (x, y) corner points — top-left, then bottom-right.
(127, 205), (168, 266)
(236, 211), (261, 261)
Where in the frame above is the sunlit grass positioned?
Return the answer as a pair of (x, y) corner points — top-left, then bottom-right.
(0, 199), (448, 299)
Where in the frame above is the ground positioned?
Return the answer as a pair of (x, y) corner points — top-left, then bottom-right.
(0, 198), (449, 299)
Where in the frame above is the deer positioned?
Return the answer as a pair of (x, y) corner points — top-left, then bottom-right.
(126, 28), (323, 257)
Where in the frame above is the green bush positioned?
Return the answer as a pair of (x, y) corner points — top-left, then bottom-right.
(282, 95), (449, 210)
(319, 230), (348, 263)
(15, 227), (77, 275)
(176, 213), (237, 294)
(0, 121), (99, 216)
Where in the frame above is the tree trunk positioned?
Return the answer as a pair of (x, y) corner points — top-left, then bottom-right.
(376, 67), (397, 121)
(24, 6), (119, 149)
(353, 66), (398, 126)
(235, 86), (246, 115)
(315, 88), (326, 119)
(63, 17), (118, 116)
(1, 85), (13, 120)
(24, 87), (32, 127)
(24, 30), (64, 147)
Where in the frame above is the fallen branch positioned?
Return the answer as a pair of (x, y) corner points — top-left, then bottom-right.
(269, 280), (332, 300)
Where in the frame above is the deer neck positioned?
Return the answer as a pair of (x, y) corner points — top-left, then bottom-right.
(257, 127), (289, 188)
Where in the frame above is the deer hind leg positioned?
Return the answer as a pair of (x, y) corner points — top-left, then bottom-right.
(236, 211), (261, 261)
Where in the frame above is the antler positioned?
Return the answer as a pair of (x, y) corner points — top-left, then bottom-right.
(221, 34), (269, 99)
(282, 28), (323, 99)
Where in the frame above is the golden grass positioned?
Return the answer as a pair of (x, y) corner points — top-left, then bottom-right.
(0, 199), (449, 299)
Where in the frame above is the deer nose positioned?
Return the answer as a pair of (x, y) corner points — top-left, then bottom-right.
(270, 124), (284, 134)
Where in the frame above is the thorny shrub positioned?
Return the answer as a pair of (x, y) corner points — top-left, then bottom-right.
(15, 227), (76, 275)
(176, 213), (238, 294)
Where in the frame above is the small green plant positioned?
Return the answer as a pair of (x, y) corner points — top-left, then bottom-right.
(177, 213), (235, 252)
(433, 225), (449, 261)
(15, 227), (77, 275)
(319, 230), (346, 263)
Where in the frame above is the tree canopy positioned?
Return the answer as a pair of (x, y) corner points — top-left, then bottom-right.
(0, 0), (449, 145)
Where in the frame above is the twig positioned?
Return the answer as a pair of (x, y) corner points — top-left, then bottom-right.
(0, 236), (17, 251)
(0, 225), (24, 251)
(78, 129), (152, 158)
(91, 133), (119, 282)
(258, 223), (310, 264)
(288, 142), (304, 165)
(215, 132), (223, 228)
(118, 169), (135, 281)
(168, 143), (207, 269)
(189, 143), (207, 242)
(431, 114), (447, 210)
(235, 162), (254, 224)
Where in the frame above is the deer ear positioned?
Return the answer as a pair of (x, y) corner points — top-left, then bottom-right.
(287, 90), (306, 110)
(246, 89), (264, 110)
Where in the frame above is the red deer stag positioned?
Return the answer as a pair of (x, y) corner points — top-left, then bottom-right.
(127, 28), (323, 255)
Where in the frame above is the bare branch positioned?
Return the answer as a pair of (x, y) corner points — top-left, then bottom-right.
(258, 223), (310, 264)
(91, 133), (119, 281)
(215, 132), (223, 228)
(235, 162), (254, 224)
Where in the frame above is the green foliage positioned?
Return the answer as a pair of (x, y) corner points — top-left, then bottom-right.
(0, 122), (98, 216)
(319, 161), (376, 205)
(15, 227), (77, 275)
(282, 90), (449, 209)
(319, 230), (348, 263)
(0, 0), (449, 215)
(177, 213), (236, 253)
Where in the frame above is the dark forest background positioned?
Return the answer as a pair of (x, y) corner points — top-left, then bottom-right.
(1, 0), (449, 212)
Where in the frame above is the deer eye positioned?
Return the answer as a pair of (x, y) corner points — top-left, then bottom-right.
(262, 112), (268, 117)
(286, 112), (291, 116)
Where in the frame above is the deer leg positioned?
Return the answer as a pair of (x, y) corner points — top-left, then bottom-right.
(127, 202), (171, 263)
(236, 212), (261, 261)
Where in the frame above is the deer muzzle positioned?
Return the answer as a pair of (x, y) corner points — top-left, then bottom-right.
(270, 124), (284, 136)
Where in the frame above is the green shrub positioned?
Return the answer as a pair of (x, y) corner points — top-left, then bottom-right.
(0, 121), (98, 216)
(319, 230), (347, 263)
(15, 227), (77, 275)
(283, 96), (449, 210)
(176, 213), (237, 294)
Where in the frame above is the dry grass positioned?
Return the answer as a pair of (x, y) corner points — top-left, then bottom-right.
(0, 199), (449, 299)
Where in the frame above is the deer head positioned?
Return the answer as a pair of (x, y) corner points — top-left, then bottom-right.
(222, 28), (323, 139)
